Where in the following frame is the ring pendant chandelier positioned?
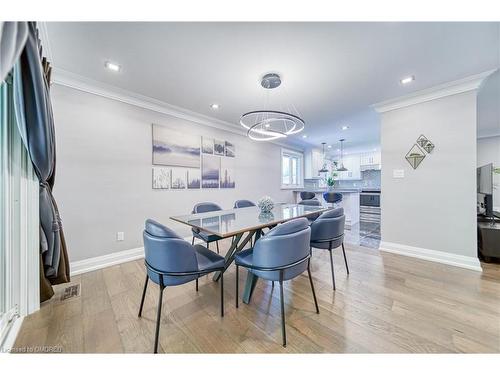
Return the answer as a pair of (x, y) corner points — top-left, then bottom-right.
(240, 73), (305, 141)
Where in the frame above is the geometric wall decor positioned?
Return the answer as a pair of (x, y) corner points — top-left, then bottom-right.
(422, 140), (435, 153)
(416, 134), (429, 148)
(417, 134), (435, 154)
(405, 144), (426, 169)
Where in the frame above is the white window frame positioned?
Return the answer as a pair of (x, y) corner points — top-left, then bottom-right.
(281, 148), (304, 190)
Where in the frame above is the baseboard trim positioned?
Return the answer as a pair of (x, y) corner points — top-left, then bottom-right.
(69, 236), (204, 276)
(70, 247), (145, 276)
(0, 316), (24, 352)
(379, 241), (482, 272)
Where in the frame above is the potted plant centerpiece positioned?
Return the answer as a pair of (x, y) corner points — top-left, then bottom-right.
(326, 161), (338, 192)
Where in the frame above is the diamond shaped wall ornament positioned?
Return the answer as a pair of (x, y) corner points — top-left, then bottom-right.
(416, 135), (429, 148)
(423, 141), (434, 153)
(405, 144), (426, 169)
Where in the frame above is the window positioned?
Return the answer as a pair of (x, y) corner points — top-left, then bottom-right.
(281, 148), (303, 189)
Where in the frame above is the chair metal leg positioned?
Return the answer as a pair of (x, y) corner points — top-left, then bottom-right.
(307, 260), (319, 314)
(329, 241), (336, 290)
(272, 281), (275, 288)
(216, 241), (220, 254)
(192, 237), (195, 245)
(342, 242), (350, 274)
(196, 277), (199, 291)
(235, 265), (239, 308)
(154, 284), (165, 354)
(138, 275), (149, 317)
(220, 271), (224, 317)
(206, 241), (209, 250)
(279, 271), (286, 347)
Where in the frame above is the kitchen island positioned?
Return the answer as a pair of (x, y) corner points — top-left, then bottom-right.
(293, 188), (360, 227)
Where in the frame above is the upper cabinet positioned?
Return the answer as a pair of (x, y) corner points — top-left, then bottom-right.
(360, 151), (381, 169)
(304, 148), (325, 178)
(336, 154), (361, 180)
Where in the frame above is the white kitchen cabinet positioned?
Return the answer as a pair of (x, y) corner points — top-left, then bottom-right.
(304, 148), (325, 178)
(336, 154), (361, 180)
(360, 151), (381, 166)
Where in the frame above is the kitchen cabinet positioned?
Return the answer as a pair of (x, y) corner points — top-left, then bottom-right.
(360, 151), (381, 166)
(304, 148), (325, 179)
(336, 154), (361, 180)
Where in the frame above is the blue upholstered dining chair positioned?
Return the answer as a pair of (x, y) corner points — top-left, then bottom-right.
(234, 218), (319, 347)
(300, 191), (316, 200)
(298, 198), (322, 222)
(191, 202), (223, 253)
(323, 192), (343, 207)
(233, 199), (256, 208)
(309, 207), (349, 290)
(138, 219), (225, 353)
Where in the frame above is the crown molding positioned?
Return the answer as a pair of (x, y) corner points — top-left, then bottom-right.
(50, 68), (304, 152)
(372, 69), (497, 113)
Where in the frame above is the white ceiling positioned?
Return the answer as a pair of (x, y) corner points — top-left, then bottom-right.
(45, 22), (500, 152)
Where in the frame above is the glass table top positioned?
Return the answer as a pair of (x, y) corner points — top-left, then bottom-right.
(170, 203), (330, 238)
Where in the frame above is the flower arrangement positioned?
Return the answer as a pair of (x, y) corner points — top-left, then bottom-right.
(257, 196), (275, 213)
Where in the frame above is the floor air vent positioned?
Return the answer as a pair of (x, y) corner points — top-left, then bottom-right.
(60, 284), (81, 301)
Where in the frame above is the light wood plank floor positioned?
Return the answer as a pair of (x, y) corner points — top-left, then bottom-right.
(14, 241), (500, 353)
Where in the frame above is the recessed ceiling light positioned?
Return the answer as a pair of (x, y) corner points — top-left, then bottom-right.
(341, 125), (349, 130)
(302, 135), (307, 138)
(104, 61), (121, 72)
(210, 103), (219, 110)
(337, 148), (340, 152)
(400, 76), (415, 85)
(327, 145), (332, 148)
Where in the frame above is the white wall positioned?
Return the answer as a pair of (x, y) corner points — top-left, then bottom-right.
(379, 90), (478, 266)
(51, 85), (295, 263)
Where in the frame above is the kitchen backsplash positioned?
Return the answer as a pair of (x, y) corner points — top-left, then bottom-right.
(336, 170), (381, 188)
(304, 170), (381, 189)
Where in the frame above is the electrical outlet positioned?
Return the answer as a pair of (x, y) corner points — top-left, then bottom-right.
(116, 232), (124, 241)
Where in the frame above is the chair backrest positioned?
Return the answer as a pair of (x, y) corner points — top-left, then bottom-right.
(234, 199), (256, 208)
(323, 192), (343, 204)
(143, 219), (198, 274)
(310, 208), (345, 242)
(298, 199), (321, 206)
(192, 202), (223, 214)
(300, 191), (316, 200)
(252, 218), (311, 270)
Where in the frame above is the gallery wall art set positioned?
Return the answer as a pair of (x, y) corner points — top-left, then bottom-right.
(151, 124), (235, 190)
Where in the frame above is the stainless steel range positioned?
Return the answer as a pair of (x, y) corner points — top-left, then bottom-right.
(359, 189), (381, 223)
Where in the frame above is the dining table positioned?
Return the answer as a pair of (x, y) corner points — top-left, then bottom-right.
(170, 203), (330, 304)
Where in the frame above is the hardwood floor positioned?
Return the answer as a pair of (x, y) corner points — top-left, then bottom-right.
(13, 240), (500, 353)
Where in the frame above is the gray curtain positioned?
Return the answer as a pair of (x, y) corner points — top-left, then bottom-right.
(0, 22), (28, 82)
(13, 22), (70, 301)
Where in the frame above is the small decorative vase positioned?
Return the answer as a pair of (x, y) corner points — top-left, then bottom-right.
(327, 185), (335, 192)
(257, 196), (275, 213)
(258, 211), (275, 223)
